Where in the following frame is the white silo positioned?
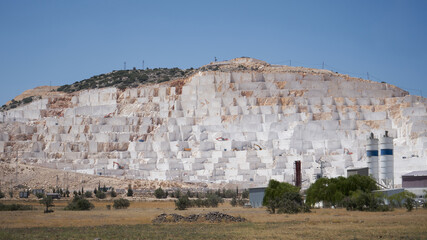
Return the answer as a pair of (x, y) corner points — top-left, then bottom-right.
(379, 131), (394, 188)
(366, 133), (379, 181)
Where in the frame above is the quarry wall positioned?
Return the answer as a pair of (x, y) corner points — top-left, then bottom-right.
(1, 60), (426, 188)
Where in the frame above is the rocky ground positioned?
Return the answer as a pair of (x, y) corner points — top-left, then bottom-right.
(152, 212), (247, 223)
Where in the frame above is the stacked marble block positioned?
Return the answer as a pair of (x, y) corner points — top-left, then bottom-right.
(0, 69), (426, 188)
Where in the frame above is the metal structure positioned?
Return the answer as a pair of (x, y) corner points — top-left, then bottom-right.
(249, 187), (266, 208)
(366, 132), (379, 181)
(379, 131), (394, 188)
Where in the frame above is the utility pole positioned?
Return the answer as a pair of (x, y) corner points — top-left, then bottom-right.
(322, 62), (324, 69)
(367, 72), (370, 80)
(142, 60), (144, 69)
(124, 61), (126, 70)
(289, 60), (292, 66)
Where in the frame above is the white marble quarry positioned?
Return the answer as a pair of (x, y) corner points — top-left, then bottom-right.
(0, 58), (426, 188)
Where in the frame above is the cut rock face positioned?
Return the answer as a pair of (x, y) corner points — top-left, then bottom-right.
(0, 58), (426, 188)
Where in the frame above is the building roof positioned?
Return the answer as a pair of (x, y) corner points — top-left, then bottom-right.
(402, 170), (427, 177)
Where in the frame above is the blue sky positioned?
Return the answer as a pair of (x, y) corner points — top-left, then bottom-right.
(0, 0), (426, 105)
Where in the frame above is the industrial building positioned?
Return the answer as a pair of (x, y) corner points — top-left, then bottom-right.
(347, 167), (369, 177)
(249, 187), (266, 208)
(402, 171), (427, 188)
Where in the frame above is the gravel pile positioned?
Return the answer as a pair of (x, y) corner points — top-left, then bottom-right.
(152, 212), (247, 223)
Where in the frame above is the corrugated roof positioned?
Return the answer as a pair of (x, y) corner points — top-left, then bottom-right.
(402, 170), (427, 177)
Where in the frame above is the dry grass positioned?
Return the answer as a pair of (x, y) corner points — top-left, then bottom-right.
(0, 200), (426, 239)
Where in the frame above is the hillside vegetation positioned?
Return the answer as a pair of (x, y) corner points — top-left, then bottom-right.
(57, 67), (196, 93)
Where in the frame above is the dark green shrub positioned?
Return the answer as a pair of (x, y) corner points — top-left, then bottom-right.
(22, 96), (33, 104)
(84, 191), (93, 198)
(175, 195), (191, 210)
(342, 190), (390, 212)
(242, 189), (249, 199)
(110, 189), (117, 198)
(405, 198), (415, 212)
(113, 198), (130, 209)
(205, 194), (223, 207)
(65, 196), (94, 211)
(231, 197), (237, 207)
(35, 192), (44, 199)
(154, 187), (167, 199)
(96, 191), (106, 199)
(0, 203), (33, 211)
(0, 190), (5, 199)
(127, 185), (133, 197)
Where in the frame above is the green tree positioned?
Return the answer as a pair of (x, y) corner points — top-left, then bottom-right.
(110, 188), (117, 198)
(388, 191), (416, 208)
(242, 189), (249, 199)
(306, 175), (378, 207)
(154, 187), (167, 199)
(39, 195), (54, 213)
(175, 195), (191, 210)
(262, 180), (301, 214)
(127, 184), (133, 197)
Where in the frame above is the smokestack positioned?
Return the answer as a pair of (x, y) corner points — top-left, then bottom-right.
(294, 161), (302, 187)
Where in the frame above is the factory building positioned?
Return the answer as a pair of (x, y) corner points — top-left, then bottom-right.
(402, 171), (427, 188)
(365, 131), (395, 188)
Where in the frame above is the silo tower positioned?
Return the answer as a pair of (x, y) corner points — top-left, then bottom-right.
(366, 132), (379, 182)
(379, 131), (394, 188)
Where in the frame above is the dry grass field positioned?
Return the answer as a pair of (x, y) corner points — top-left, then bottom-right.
(0, 199), (426, 239)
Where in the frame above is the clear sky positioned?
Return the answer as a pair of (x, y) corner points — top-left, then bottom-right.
(1, 0), (426, 105)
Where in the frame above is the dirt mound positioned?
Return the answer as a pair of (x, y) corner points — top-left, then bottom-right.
(152, 212), (247, 223)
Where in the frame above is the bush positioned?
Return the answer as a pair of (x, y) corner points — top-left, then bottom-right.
(0, 190), (5, 199)
(241, 189), (249, 199)
(205, 194), (223, 207)
(35, 192), (44, 199)
(154, 187), (167, 199)
(127, 185), (133, 197)
(342, 190), (391, 212)
(113, 198), (130, 209)
(0, 203), (33, 211)
(175, 195), (191, 210)
(231, 197), (237, 207)
(65, 196), (94, 211)
(110, 189), (117, 198)
(404, 198), (415, 212)
(388, 191), (416, 208)
(84, 191), (93, 198)
(96, 191), (106, 199)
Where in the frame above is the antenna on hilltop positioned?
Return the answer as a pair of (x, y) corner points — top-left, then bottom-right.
(142, 60), (144, 69)
(367, 72), (370, 80)
(124, 61), (126, 70)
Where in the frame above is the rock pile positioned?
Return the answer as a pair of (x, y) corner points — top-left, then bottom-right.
(152, 212), (247, 223)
